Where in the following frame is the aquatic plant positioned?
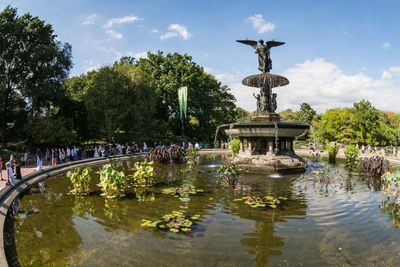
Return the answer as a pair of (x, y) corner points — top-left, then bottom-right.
(360, 156), (389, 178)
(130, 161), (155, 187)
(141, 210), (200, 233)
(229, 139), (241, 155)
(134, 187), (155, 202)
(67, 167), (93, 195)
(98, 163), (129, 198)
(344, 144), (359, 171)
(161, 185), (204, 202)
(185, 147), (199, 168)
(168, 144), (186, 162)
(326, 143), (339, 164)
(148, 146), (170, 163)
(234, 196), (287, 209)
(217, 163), (244, 187)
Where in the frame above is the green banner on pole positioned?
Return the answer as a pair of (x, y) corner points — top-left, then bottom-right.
(178, 86), (187, 120)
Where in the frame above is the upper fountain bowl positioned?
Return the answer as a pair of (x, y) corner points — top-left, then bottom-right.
(242, 73), (289, 88)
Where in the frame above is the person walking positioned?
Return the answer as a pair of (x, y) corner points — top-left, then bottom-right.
(51, 149), (56, 166)
(35, 155), (43, 171)
(24, 152), (28, 166)
(15, 161), (22, 180)
(6, 162), (16, 187)
(46, 148), (50, 165)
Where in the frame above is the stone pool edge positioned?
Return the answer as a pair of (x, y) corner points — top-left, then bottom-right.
(0, 153), (147, 267)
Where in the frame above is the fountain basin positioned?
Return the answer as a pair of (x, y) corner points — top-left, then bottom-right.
(242, 73), (289, 88)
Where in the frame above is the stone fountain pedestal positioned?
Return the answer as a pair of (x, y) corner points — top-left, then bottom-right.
(219, 72), (309, 172)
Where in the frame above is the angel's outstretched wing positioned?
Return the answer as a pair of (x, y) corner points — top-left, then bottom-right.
(266, 40), (285, 48)
(236, 40), (258, 49)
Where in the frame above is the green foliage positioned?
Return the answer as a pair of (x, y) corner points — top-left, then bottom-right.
(0, 6), (72, 145)
(185, 147), (199, 167)
(344, 145), (359, 171)
(217, 163), (244, 187)
(279, 109), (297, 122)
(326, 143), (339, 163)
(141, 210), (200, 233)
(67, 167), (93, 195)
(296, 103), (316, 125)
(233, 107), (251, 122)
(161, 185), (204, 201)
(233, 196), (287, 209)
(129, 161), (155, 187)
(229, 139), (241, 155)
(98, 163), (128, 198)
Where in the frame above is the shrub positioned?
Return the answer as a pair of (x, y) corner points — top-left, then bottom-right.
(229, 139), (241, 155)
(67, 167), (93, 195)
(344, 145), (359, 171)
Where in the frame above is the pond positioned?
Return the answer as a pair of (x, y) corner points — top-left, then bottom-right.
(7, 156), (400, 266)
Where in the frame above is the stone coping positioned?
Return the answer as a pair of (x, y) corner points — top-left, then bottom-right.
(0, 153), (147, 266)
(218, 121), (309, 129)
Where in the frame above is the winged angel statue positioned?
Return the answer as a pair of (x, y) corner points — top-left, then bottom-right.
(237, 39), (285, 73)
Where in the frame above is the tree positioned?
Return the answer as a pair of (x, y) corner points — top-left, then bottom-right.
(296, 102), (316, 125)
(0, 6), (72, 145)
(234, 107), (251, 122)
(280, 109), (297, 122)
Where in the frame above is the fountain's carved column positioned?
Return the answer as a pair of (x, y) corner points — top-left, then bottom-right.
(286, 140), (292, 151)
(240, 138), (244, 152)
(248, 140), (253, 151)
(268, 141), (273, 154)
(280, 138), (286, 151)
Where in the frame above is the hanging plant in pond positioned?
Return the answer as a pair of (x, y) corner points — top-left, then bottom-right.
(98, 163), (129, 198)
(147, 146), (170, 163)
(361, 156), (389, 178)
(161, 185), (204, 201)
(67, 167), (93, 195)
(129, 161), (155, 187)
(141, 210), (201, 233)
(168, 144), (186, 162)
(234, 196), (288, 209)
(344, 144), (359, 171)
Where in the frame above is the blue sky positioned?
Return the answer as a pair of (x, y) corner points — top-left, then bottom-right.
(2, 0), (400, 112)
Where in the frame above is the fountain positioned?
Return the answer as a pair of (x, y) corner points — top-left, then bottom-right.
(219, 39), (309, 171)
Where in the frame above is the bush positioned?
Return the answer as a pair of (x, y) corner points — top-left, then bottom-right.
(361, 156), (389, 178)
(168, 144), (186, 162)
(344, 145), (359, 171)
(67, 167), (93, 195)
(229, 139), (241, 155)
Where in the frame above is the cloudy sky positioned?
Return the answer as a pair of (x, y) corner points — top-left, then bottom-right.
(2, 0), (400, 113)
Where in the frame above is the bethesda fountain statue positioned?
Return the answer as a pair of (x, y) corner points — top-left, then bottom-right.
(218, 39), (309, 171)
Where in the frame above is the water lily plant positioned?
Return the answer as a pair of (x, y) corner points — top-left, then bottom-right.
(97, 163), (129, 198)
(141, 210), (200, 233)
(234, 195), (287, 209)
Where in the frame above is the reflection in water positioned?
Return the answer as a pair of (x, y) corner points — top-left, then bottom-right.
(8, 157), (400, 266)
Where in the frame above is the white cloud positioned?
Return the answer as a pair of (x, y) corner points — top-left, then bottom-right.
(127, 51), (148, 59)
(246, 14), (275, 34)
(382, 42), (391, 50)
(342, 30), (349, 35)
(84, 60), (102, 72)
(103, 15), (141, 39)
(149, 29), (159, 34)
(82, 14), (97, 25)
(104, 16), (141, 28)
(160, 31), (178, 40)
(228, 59), (400, 113)
(160, 24), (192, 40)
(105, 29), (122, 39)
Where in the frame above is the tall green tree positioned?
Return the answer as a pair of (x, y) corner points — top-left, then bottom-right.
(0, 6), (72, 145)
(296, 102), (316, 124)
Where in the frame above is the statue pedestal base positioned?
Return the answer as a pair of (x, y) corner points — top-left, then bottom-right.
(251, 113), (280, 122)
